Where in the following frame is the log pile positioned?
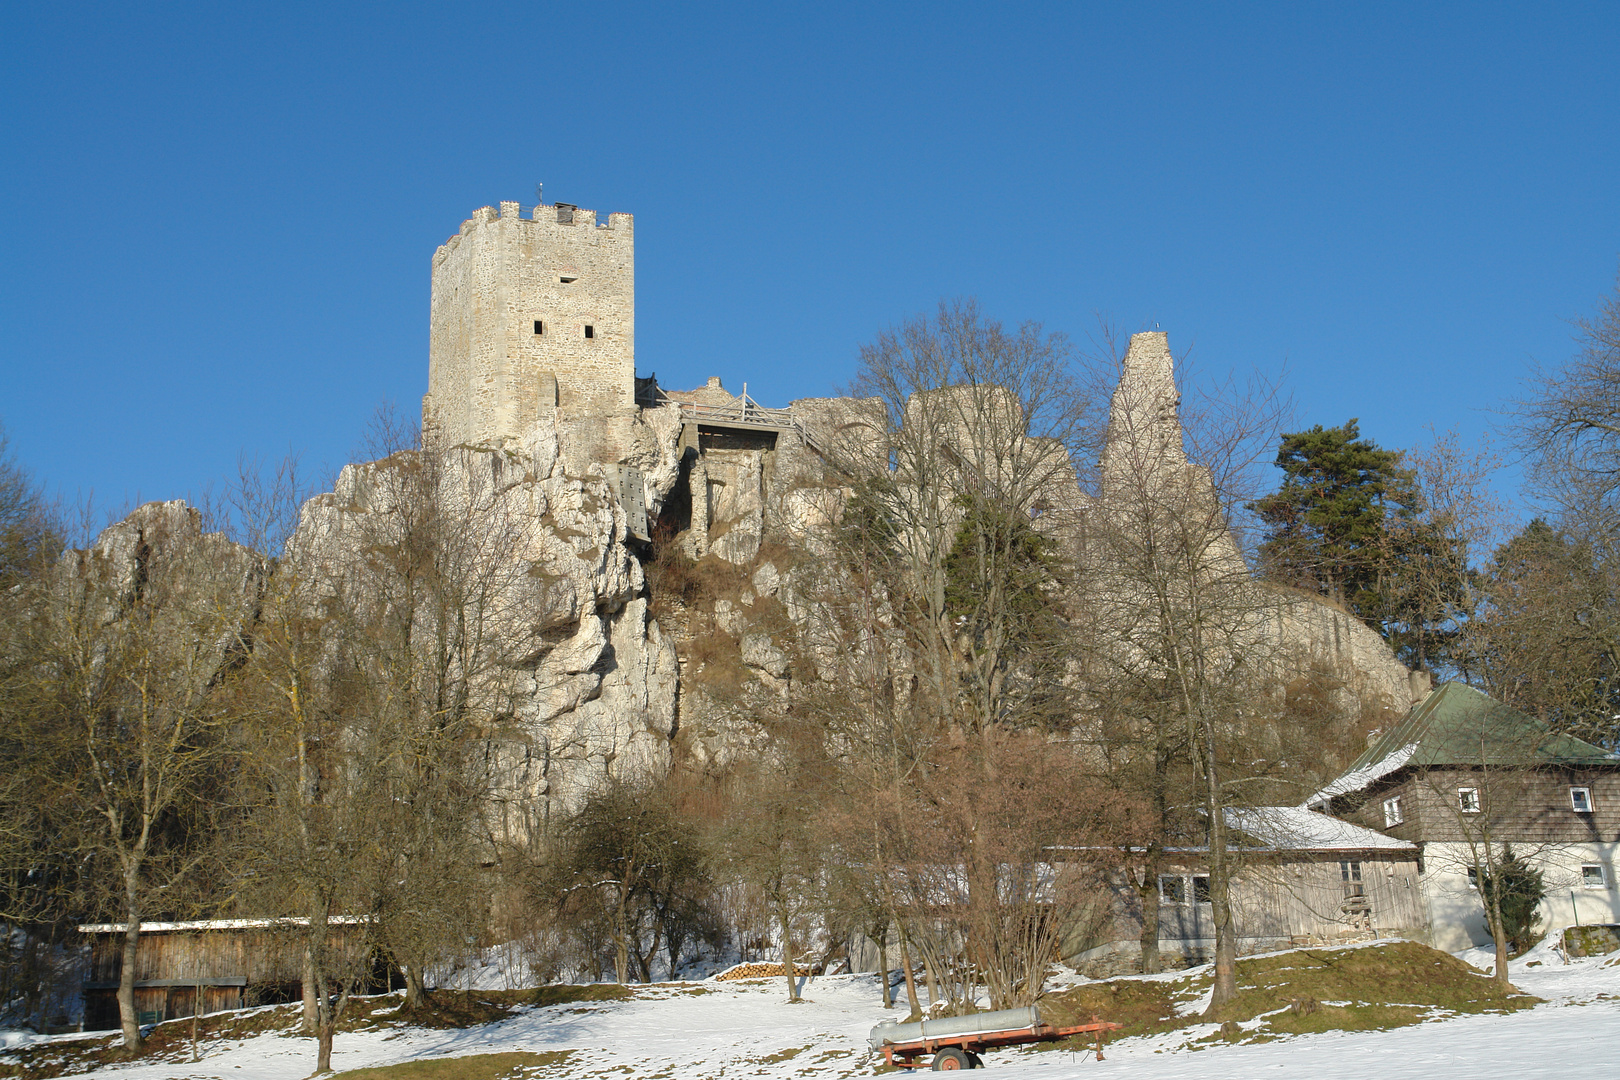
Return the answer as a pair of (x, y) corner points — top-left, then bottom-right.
(715, 962), (814, 981)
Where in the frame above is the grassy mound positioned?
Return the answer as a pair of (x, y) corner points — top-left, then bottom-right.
(333, 1050), (576, 1079)
(1042, 941), (1541, 1049)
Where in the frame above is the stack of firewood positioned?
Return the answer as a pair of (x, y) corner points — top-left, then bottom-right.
(715, 961), (814, 981)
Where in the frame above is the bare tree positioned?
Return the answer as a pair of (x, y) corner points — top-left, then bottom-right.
(715, 749), (826, 1003)
(546, 777), (710, 984)
(1077, 331), (1288, 1009)
(1515, 271), (1620, 526)
(235, 434), (534, 1069)
(17, 504), (261, 1051)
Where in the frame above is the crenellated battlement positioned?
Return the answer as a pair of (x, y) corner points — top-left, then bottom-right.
(434, 202), (632, 268)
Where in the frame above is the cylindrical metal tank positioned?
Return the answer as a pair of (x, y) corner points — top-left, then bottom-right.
(867, 1006), (1041, 1051)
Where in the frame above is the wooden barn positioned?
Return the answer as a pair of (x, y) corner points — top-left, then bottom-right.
(76, 917), (391, 1031)
(1071, 807), (1424, 974)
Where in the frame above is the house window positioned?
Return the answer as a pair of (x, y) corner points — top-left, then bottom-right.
(1160, 874), (1211, 905)
(1458, 787), (1480, 814)
(1581, 864), (1607, 888)
(584, 325), (595, 339)
(1340, 861), (1365, 898)
(1571, 787), (1594, 813)
(533, 320), (544, 335)
(1467, 867), (1479, 890)
(1383, 795), (1404, 827)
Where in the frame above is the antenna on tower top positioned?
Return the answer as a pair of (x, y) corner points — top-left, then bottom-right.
(535, 183), (544, 206)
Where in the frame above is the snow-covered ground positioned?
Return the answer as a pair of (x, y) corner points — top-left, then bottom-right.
(10, 941), (1619, 1078)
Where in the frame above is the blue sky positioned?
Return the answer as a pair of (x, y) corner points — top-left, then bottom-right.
(2, 2), (1617, 528)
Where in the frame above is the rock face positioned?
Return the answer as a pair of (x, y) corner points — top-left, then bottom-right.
(56, 332), (1418, 838)
(283, 411), (684, 819)
(55, 500), (266, 647)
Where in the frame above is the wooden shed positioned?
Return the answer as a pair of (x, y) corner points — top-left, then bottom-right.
(76, 917), (383, 1031)
(1071, 807), (1424, 973)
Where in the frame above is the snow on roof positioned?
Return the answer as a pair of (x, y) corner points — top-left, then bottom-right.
(1301, 740), (1419, 809)
(76, 916), (365, 934)
(1225, 806), (1415, 852)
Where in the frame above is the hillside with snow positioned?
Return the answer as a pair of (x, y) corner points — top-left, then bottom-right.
(4, 941), (1616, 1079)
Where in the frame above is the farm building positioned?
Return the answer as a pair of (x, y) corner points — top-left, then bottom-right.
(1306, 681), (1620, 951)
(1072, 807), (1424, 974)
(75, 918), (394, 1031)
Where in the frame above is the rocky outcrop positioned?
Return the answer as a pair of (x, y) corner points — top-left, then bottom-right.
(54, 500), (265, 646)
(283, 409), (686, 818)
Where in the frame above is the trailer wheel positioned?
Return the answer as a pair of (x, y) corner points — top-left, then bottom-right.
(931, 1049), (970, 1070)
(966, 1052), (984, 1068)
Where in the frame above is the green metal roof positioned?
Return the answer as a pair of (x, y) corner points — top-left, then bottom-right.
(1307, 682), (1616, 805)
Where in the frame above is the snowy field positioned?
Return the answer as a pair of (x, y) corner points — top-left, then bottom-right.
(9, 942), (1618, 1079)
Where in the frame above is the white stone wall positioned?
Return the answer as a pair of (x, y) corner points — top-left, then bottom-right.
(425, 201), (635, 462)
(1417, 840), (1620, 952)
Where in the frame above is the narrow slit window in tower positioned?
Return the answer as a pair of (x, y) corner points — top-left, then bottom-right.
(559, 274), (578, 284)
(533, 320), (544, 335)
(584, 325), (595, 339)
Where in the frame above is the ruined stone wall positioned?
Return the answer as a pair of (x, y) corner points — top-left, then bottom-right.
(425, 201), (635, 464)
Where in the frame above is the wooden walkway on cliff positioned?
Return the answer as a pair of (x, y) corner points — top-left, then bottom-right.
(676, 396), (828, 457)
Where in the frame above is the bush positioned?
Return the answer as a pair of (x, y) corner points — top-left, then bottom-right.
(1480, 845), (1546, 954)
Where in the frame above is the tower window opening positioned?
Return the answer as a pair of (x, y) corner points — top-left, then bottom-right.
(533, 320), (544, 335)
(584, 325), (595, 339)
(559, 274), (578, 284)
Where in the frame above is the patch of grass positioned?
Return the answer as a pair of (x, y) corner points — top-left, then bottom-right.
(1042, 941), (1542, 1050)
(332, 1050), (575, 1079)
(1216, 941), (1538, 1030)
(753, 1045), (806, 1064)
(520, 983), (635, 1008)
(1041, 972), (1203, 1043)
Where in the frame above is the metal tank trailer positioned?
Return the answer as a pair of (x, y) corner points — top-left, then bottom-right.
(867, 1005), (1120, 1070)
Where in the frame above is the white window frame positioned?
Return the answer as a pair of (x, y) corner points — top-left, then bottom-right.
(1458, 787), (1481, 814)
(1570, 786), (1594, 813)
(1383, 795), (1404, 827)
(1158, 874), (1212, 905)
(1580, 864), (1607, 889)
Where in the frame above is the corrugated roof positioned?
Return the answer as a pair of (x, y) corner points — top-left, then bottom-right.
(1305, 682), (1617, 806)
(1225, 806), (1415, 852)
(76, 916), (365, 934)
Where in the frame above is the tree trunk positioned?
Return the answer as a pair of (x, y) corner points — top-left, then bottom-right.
(1200, 711), (1238, 1013)
(403, 963), (428, 1010)
(316, 1018), (335, 1074)
(896, 925), (922, 1017)
(301, 946), (317, 1032)
(920, 952), (942, 1009)
(1136, 865), (1162, 975)
(117, 870), (143, 1052)
(1206, 868), (1239, 1012)
(1483, 849), (1513, 987)
(874, 922), (892, 1008)
(779, 904), (798, 1002)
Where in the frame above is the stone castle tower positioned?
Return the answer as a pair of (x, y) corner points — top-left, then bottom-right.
(423, 199), (636, 462)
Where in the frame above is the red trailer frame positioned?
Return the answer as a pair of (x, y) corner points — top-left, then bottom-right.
(876, 1016), (1122, 1070)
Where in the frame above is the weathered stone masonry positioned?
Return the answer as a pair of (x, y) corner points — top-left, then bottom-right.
(424, 200), (636, 466)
